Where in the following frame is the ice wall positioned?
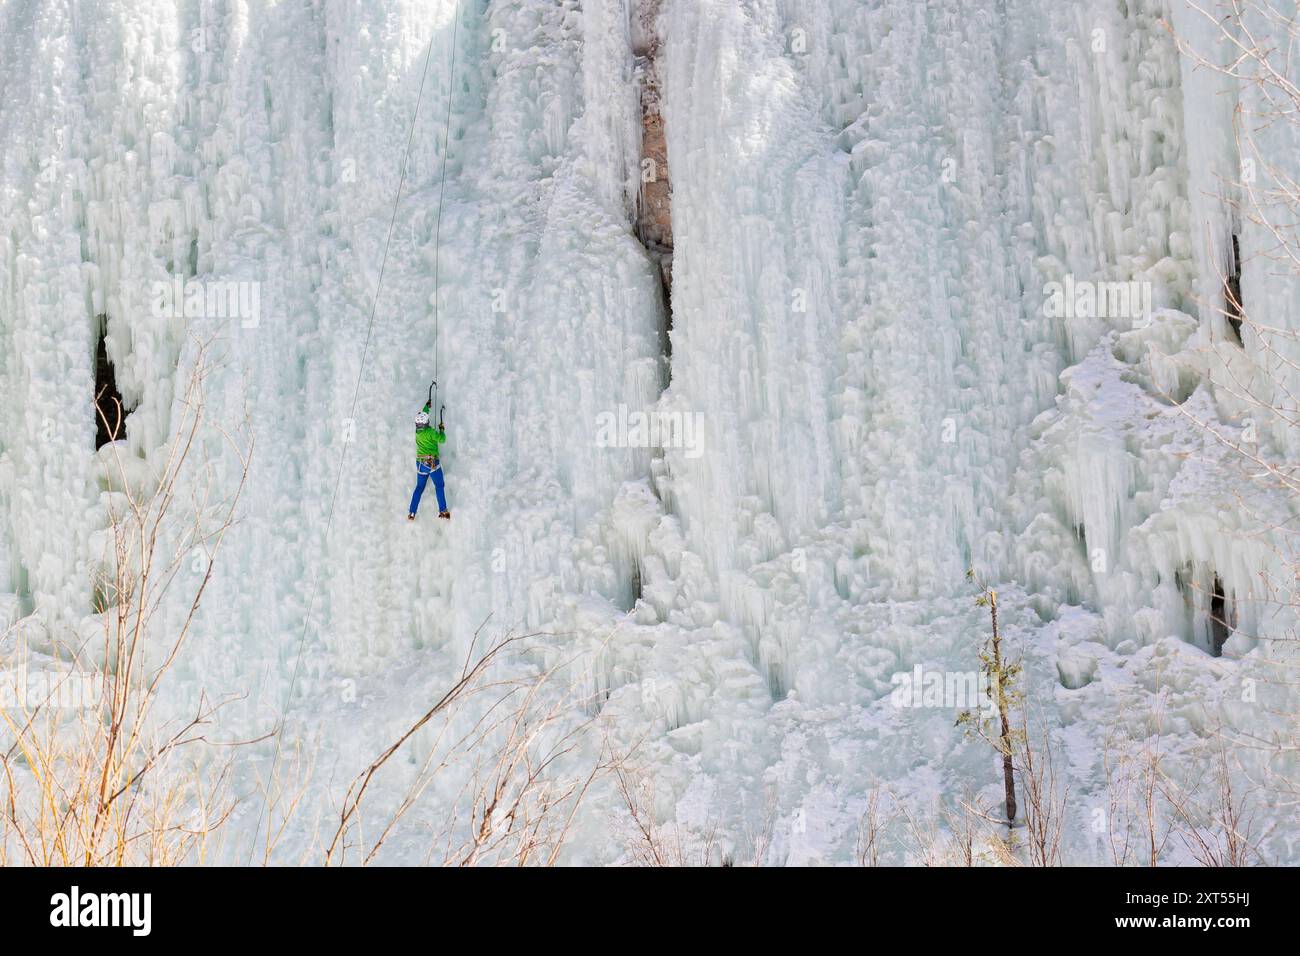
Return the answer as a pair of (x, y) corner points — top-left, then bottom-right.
(626, 0), (1298, 861)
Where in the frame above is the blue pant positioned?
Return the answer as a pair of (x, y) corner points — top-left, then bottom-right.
(409, 460), (446, 515)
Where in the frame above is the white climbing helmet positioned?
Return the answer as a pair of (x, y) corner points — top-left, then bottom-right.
(415, 411), (430, 427)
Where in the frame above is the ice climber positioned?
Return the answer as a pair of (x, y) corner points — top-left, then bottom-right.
(408, 402), (449, 521)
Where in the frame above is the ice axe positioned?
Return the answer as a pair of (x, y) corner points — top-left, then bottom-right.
(426, 380), (445, 430)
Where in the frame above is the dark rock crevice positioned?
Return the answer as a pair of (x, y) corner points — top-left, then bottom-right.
(1209, 574), (1233, 657)
(1225, 233), (1244, 344)
(1175, 564), (1236, 657)
(94, 319), (131, 449)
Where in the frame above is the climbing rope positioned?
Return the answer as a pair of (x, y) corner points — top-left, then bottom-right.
(253, 5), (460, 858)
(432, 5), (459, 404)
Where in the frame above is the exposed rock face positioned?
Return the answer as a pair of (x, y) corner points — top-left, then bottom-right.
(633, 0), (672, 295)
(637, 75), (671, 251)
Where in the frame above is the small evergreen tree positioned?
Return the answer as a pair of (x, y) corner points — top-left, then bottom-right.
(959, 571), (1022, 825)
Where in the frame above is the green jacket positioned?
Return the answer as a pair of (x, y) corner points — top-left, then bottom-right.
(416, 402), (445, 458)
